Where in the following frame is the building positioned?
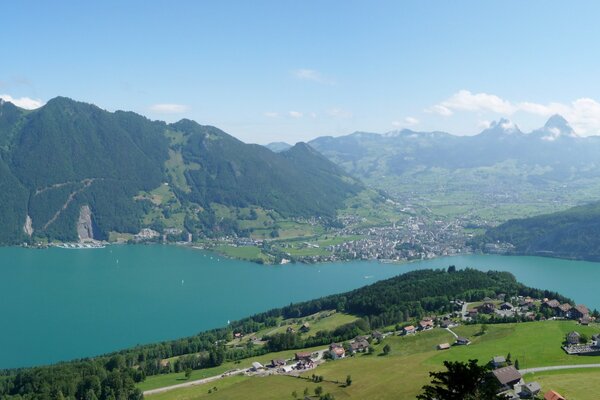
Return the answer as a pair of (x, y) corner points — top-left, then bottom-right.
(543, 299), (560, 309)
(299, 322), (311, 333)
(478, 302), (496, 314)
(571, 304), (590, 320)
(350, 339), (370, 353)
(419, 319), (434, 330)
(403, 325), (416, 335)
(499, 302), (513, 310)
(372, 330), (384, 341)
(270, 359), (286, 368)
(592, 334), (600, 347)
(492, 366), (522, 390)
(251, 362), (264, 371)
(544, 390), (566, 400)
(455, 337), (471, 345)
(295, 352), (312, 362)
(491, 355), (506, 368)
(328, 344), (345, 359)
(566, 331), (581, 345)
(521, 382), (541, 398)
(557, 303), (572, 318)
(437, 343), (450, 350)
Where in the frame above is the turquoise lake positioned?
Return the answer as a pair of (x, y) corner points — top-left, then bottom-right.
(1, 245), (600, 369)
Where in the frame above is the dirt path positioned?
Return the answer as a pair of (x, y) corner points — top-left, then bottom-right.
(42, 179), (96, 230)
(520, 363), (600, 374)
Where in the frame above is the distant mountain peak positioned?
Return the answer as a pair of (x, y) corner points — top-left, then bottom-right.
(537, 114), (577, 141)
(481, 118), (522, 136)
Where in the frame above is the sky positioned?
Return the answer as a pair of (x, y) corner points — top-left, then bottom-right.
(3, 1), (600, 144)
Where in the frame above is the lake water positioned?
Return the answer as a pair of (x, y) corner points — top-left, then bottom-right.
(1, 245), (599, 369)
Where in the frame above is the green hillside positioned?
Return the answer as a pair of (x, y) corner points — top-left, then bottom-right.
(473, 201), (600, 260)
(0, 97), (361, 244)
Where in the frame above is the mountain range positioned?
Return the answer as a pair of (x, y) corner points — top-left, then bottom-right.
(0, 97), (361, 244)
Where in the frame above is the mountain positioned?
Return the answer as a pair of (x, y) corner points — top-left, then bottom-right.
(309, 116), (600, 223)
(0, 97), (361, 244)
(472, 201), (600, 261)
(265, 141), (292, 152)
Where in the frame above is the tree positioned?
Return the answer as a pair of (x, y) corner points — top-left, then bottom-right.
(479, 324), (488, 335)
(514, 359), (520, 370)
(304, 387), (309, 396)
(417, 359), (499, 400)
(315, 386), (323, 396)
(580, 333), (590, 344)
(383, 344), (391, 355)
(346, 374), (353, 387)
(506, 352), (512, 365)
(184, 367), (192, 379)
(291, 390), (298, 398)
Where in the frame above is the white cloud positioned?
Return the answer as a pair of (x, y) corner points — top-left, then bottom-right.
(288, 111), (303, 118)
(392, 116), (419, 128)
(149, 103), (189, 114)
(327, 107), (352, 118)
(429, 90), (600, 136)
(293, 69), (334, 85)
(0, 94), (44, 109)
(429, 90), (515, 116)
(264, 111), (279, 118)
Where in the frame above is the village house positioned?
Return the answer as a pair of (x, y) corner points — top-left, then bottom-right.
(571, 304), (590, 320)
(440, 319), (457, 329)
(455, 336), (471, 346)
(478, 302), (496, 314)
(543, 299), (560, 310)
(544, 390), (566, 400)
(557, 303), (572, 318)
(328, 343), (345, 359)
(499, 302), (513, 311)
(294, 352), (312, 362)
(592, 334), (600, 347)
(491, 355), (506, 369)
(251, 361), (264, 371)
(350, 339), (370, 353)
(372, 330), (384, 341)
(492, 366), (523, 391)
(566, 331), (581, 345)
(299, 322), (310, 333)
(521, 381), (541, 398)
(419, 319), (434, 330)
(403, 325), (416, 335)
(286, 326), (296, 334)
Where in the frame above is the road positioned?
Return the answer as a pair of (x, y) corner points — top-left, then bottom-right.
(143, 348), (330, 396)
(520, 363), (600, 374)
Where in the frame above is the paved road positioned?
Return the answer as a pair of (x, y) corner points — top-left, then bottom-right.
(445, 327), (458, 339)
(520, 363), (600, 374)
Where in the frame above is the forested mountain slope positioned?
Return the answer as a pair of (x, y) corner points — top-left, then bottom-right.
(0, 97), (361, 244)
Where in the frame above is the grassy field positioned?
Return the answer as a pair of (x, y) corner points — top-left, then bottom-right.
(523, 369), (600, 400)
(213, 245), (272, 263)
(144, 320), (600, 399)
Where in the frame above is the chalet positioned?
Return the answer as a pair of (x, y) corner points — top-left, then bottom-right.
(519, 299), (534, 308)
(478, 302), (496, 314)
(521, 382), (541, 398)
(455, 337), (471, 346)
(329, 343), (345, 359)
(580, 315), (591, 325)
(299, 322), (311, 333)
(566, 331), (581, 345)
(592, 334), (600, 347)
(499, 302), (513, 310)
(295, 352), (312, 362)
(492, 366), (522, 390)
(372, 331), (384, 341)
(571, 304), (590, 320)
(286, 326), (296, 334)
(233, 332), (243, 339)
(419, 319), (434, 330)
(491, 355), (506, 369)
(437, 343), (450, 350)
(270, 359), (286, 368)
(543, 299), (560, 309)
(440, 319), (457, 329)
(350, 339), (370, 353)
(544, 390), (565, 400)
(557, 303), (572, 318)
(467, 309), (479, 318)
(403, 325), (416, 335)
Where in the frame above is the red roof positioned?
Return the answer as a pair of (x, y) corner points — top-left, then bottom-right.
(544, 390), (565, 400)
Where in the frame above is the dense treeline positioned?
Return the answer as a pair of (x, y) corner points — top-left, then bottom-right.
(0, 268), (569, 399)
(473, 201), (600, 261)
(0, 97), (360, 244)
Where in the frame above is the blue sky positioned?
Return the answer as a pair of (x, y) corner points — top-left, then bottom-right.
(3, 1), (600, 143)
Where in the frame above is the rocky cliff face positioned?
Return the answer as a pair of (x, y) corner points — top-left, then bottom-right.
(77, 205), (94, 241)
(23, 215), (33, 236)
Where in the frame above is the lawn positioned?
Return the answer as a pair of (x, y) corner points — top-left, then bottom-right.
(523, 369), (600, 400)
(143, 321), (600, 399)
(213, 245), (271, 263)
